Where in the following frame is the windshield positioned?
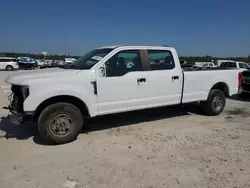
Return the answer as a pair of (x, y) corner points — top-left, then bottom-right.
(70, 48), (113, 69)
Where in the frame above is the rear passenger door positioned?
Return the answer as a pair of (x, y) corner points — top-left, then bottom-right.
(145, 50), (183, 107)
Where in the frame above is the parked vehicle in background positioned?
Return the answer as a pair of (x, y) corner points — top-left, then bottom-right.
(202, 62), (217, 68)
(5, 45), (243, 144)
(215, 59), (235, 67)
(36, 59), (45, 68)
(51, 60), (60, 67)
(18, 57), (38, 70)
(179, 59), (187, 66)
(239, 70), (250, 97)
(0, 57), (19, 71)
(220, 61), (250, 70)
(57, 60), (65, 67)
(42, 60), (49, 68)
(195, 62), (214, 67)
(181, 62), (195, 70)
(65, 58), (76, 66)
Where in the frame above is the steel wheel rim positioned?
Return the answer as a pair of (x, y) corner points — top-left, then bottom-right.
(212, 96), (223, 111)
(49, 113), (75, 137)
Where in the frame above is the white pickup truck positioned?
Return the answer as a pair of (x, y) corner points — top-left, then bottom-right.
(5, 45), (243, 144)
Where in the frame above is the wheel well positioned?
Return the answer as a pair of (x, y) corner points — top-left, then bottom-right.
(211, 82), (229, 97)
(34, 95), (90, 118)
(6, 65), (13, 68)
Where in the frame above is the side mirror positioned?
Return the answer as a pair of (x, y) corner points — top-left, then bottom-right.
(98, 66), (106, 77)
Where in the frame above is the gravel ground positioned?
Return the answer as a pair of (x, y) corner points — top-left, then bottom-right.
(0, 70), (250, 188)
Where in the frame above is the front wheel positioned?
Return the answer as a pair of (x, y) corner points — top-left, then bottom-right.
(38, 102), (83, 144)
(203, 89), (226, 116)
(6, 65), (14, 71)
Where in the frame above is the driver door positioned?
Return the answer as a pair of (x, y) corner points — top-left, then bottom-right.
(96, 49), (149, 115)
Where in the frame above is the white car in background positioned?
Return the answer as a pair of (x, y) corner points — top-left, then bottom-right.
(220, 61), (250, 70)
(0, 57), (19, 71)
(202, 63), (217, 68)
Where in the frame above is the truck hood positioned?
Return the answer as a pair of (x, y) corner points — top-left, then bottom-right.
(5, 68), (81, 85)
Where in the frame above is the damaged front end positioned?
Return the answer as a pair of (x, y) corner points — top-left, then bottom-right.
(3, 85), (31, 124)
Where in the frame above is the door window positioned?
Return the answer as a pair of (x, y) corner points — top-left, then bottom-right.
(0, 59), (8, 62)
(239, 63), (249, 69)
(105, 50), (143, 77)
(147, 50), (175, 70)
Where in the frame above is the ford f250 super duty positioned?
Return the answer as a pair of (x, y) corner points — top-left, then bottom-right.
(4, 45), (243, 144)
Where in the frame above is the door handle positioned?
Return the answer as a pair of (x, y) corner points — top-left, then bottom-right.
(137, 78), (146, 83)
(172, 76), (179, 80)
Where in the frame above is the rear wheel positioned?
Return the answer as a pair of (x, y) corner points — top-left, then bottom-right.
(6, 65), (14, 71)
(203, 89), (226, 116)
(38, 102), (84, 144)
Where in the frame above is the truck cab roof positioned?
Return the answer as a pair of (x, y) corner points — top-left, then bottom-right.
(98, 45), (174, 50)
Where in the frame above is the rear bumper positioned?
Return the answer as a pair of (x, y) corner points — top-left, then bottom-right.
(242, 89), (250, 94)
(241, 83), (250, 93)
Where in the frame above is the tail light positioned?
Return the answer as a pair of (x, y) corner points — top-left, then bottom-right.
(238, 72), (243, 89)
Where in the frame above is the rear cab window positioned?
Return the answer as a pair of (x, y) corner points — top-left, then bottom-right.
(147, 50), (175, 70)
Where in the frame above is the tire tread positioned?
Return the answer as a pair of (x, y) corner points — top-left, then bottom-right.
(203, 89), (226, 116)
(38, 102), (83, 144)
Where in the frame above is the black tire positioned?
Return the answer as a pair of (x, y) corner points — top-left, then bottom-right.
(6, 65), (14, 71)
(203, 89), (226, 116)
(38, 102), (83, 144)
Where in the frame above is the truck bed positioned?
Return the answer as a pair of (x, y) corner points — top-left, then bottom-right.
(182, 68), (240, 104)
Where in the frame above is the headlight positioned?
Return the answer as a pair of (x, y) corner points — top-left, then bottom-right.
(21, 86), (29, 99)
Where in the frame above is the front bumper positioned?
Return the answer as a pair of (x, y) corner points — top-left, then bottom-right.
(3, 105), (24, 125)
(7, 112), (24, 125)
(3, 85), (34, 125)
(3, 106), (35, 125)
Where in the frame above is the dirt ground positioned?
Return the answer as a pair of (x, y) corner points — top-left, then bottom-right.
(0, 71), (250, 188)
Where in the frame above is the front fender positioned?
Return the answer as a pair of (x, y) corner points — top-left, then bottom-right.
(23, 85), (98, 117)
